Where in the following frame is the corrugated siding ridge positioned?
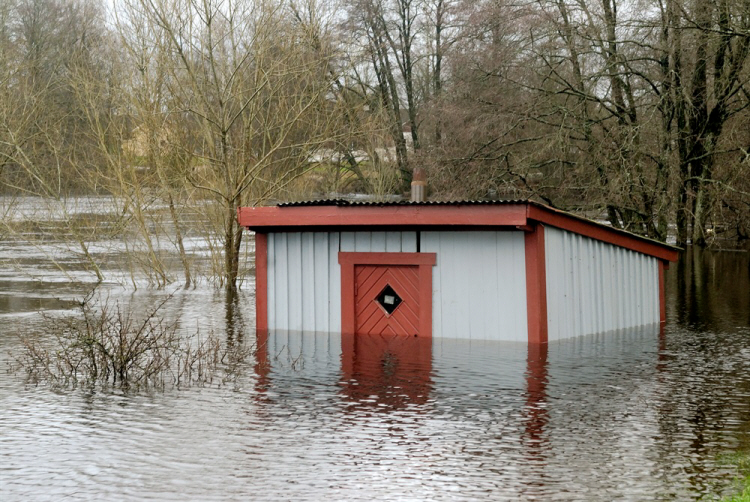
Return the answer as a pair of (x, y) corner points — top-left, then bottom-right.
(277, 199), (529, 207)
(545, 227), (659, 340)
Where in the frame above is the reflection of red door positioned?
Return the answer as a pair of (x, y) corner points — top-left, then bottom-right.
(339, 252), (437, 337)
(355, 265), (420, 336)
(341, 332), (433, 408)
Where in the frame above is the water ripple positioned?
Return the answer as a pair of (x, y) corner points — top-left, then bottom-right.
(2, 251), (750, 500)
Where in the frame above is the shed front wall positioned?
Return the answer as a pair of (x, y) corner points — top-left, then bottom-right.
(267, 231), (417, 333)
(421, 231), (528, 341)
(266, 230), (529, 341)
(544, 226), (660, 340)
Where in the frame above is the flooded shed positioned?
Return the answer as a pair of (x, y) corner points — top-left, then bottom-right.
(237, 200), (679, 343)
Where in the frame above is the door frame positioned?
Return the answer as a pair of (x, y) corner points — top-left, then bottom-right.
(338, 252), (437, 337)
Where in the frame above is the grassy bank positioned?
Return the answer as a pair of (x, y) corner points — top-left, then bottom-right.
(722, 452), (750, 501)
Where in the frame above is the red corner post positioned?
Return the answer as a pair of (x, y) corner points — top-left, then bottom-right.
(255, 232), (268, 334)
(524, 224), (548, 344)
(659, 260), (668, 325)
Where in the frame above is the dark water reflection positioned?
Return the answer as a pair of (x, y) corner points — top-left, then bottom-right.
(1, 248), (750, 500)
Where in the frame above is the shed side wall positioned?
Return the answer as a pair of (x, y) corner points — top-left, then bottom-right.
(544, 227), (659, 340)
(267, 231), (417, 332)
(421, 231), (528, 341)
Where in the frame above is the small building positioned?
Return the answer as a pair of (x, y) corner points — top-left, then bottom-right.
(238, 200), (679, 344)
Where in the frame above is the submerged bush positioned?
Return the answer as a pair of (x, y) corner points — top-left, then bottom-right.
(720, 452), (750, 501)
(11, 292), (253, 389)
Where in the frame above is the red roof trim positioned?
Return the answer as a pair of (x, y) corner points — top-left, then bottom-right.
(525, 205), (679, 262)
(238, 204), (527, 228)
(237, 202), (679, 261)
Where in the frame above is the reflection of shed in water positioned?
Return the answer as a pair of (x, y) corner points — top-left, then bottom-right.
(238, 200), (679, 343)
(255, 330), (433, 409)
(340, 332), (432, 407)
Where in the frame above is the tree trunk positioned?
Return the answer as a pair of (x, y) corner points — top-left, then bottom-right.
(167, 192), (191, 288)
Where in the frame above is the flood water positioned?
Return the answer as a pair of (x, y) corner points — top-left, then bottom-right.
(2, 223), (750, 500)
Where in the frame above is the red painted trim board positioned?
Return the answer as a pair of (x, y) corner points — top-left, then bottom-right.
(525, 224), (548, 344)
(340, 257), (356, 335)
(418, 262), (433, 337)
(526, 205), (679, 262)
(239, 205), (527, 230)
(338, 252), (436, 337)
(238, 203), (679, 262)
(254, 232), (268, 333)
(338, 252), (437, 266)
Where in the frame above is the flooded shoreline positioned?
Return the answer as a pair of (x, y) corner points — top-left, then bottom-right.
(1, 215), (750, 499)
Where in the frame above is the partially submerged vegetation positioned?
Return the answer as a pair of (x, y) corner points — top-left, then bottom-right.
(10, 292), (253, 390)
(720, 452), (750, 501)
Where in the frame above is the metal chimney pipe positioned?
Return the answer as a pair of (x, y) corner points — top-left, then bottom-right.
(410, 167), (426, 202)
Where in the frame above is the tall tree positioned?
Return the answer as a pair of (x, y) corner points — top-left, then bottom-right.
(130, 0), (340, 289)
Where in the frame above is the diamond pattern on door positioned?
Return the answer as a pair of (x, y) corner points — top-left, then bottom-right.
(355, 265), (420, 336)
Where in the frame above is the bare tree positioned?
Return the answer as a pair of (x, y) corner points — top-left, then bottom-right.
(127, 0), (341, 289)
(663, 0), (750, 245)
(420, 0), (750, 246)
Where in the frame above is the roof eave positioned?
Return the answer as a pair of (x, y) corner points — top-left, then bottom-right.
(237, 202), (680, 262)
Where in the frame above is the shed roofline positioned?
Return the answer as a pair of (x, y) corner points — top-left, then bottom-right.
(237, 202), (680, 262)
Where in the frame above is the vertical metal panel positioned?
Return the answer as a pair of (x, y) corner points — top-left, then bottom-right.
(500, 230), (529, 340)
(429, 232), (443, 336)
(545, 227), (660, 340)
(273, 232), (288, 330)
(401, 232), (417, 252)
(543, 227), (562, 341)
(475, 232), (497, 336)
(340, 232), (355, 252)
(594, 241), (604, 331)
(649, 254), (658, 324)
(623, 248), (631, 327)
(328, 232), (341, 333)
(370, 232), (386, 251)
(354, 231), (370, 251)
(287, 232), (303, 331)
(591, 239), (600, 333)
(385, 232), (401, 251)
(602, 242), (614, 331)
(421, 231), (528, 342)
(313, 233), (329, 333)
(266, 231), (415, 333)
(301, 233), (315, 330)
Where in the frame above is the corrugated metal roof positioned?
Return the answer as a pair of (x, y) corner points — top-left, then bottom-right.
(277, 199), (529, 207)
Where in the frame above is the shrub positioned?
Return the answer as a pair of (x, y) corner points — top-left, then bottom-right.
(11, 292), (252, 389)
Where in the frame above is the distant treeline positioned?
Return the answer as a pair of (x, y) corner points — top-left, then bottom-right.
(1, 0), (749, 287)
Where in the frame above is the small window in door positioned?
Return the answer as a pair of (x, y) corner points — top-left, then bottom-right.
(376, 284), (402, 315)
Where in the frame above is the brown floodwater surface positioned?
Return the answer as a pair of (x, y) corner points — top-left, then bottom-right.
(1, 239), (750, 500)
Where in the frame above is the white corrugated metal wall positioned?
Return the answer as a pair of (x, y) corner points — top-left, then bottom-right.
(421, 231), (528, 342)
(266, 231), (417, 332)
(266, 230), (528, 340)
(544, 226), (659, 340)
(266, 227), (658, 341)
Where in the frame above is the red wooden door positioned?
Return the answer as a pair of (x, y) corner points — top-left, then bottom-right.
(339, 252), (436, 337)
(355, 265), (420, 336)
